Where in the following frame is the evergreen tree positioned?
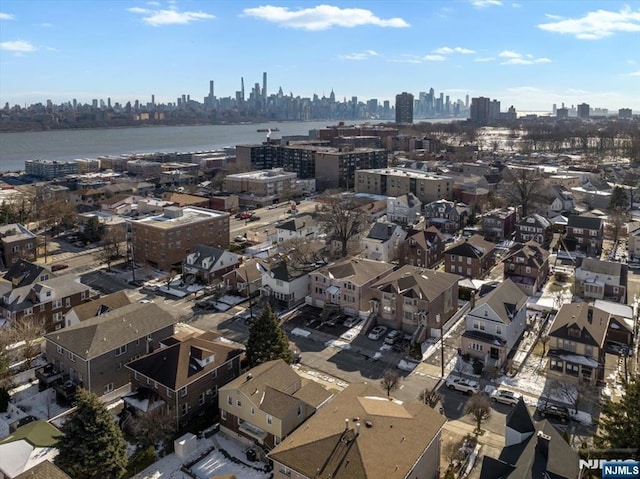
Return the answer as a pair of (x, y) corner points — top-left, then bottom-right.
(595, 377), (640, 457)
(55, 388), (128, 479)
(246, 303), (293, 367)
(607, 185), (629, 213)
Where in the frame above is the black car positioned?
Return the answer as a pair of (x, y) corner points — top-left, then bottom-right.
(537, 403), (571, 423)
(248, 215), (261, 222)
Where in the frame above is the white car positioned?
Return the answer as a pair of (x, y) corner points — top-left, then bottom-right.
(368, 326), (388, 340)
(445, 377), (480, 395)
(490, 388), (522, 406)
(384, 329), (403, 345)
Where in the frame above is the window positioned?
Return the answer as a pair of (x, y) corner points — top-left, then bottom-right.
(104, 383), (114, 394)
(52, 299), (62, 309)
(473, 321), (485, 331)
(471, 343), (483, 351)
(250, 407), (255, 415)
(199, 393), (206, 406)
(212, 370), (217, 380)
(550, 359), (564, 371)
(467, 257), (472, 265)
(236, 399), (242, 407)
(297, 404), (302, 416)
(53, 312), (63, 322)
(68, 352), (75, 362)
(227, 361), (234, 370)
(266, 415), (273, 425)
(181, 404), (188, 416)
(180, 386), (187, 397)
(496, 325), (502, 335)
(65, 298), (71, 307)
(116, 362), (122, 371)
(57, 346), (63, 355)
(450, 255), (456, 262)
(135, 339), (140, 346)
(23, 307), (33, 316)
(525, 266), (531, 274)
(115, 345), (127, 356)
(227, 396), (232, 406)
(154, 381), (158, 389)
(566, 363), (579, 376)
(210, 385), (217, 398)
(221, 410), (226, 420)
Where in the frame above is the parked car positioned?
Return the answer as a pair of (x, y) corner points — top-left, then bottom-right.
(490, 388), (522, 406)
(368, 326), (388, 340)
(384, 329), (403, 345)
(234, 235), (246, 242)
(445, 377), (480, 395)
(536, 403), (570, 423)
(343, 316), (361, 328)
(239, 212), (253, 220)
(248, 215), (261, 222)
(267, 204), (278, 209)
(51, 263), (69, 271)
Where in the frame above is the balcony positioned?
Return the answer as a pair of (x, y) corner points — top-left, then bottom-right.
(35, 364), (64, 391)
(239, 420), (268, 442)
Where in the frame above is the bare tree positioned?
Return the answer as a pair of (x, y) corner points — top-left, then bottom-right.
(279, 237), (322, 265)
(550, 379), (590, 414)
(419, 388), (443, 408)
(129, 408), (176, 448)
(464, 393), (492, 434)
(317, 192), (370, 258)
(96, 228), (125, 272)
(5, 315), (47, 369)
(502, 166), (545, 217)
(540, 334), (550, 356)
(166, 269), (177, 291)
(380, 370), (400, 397)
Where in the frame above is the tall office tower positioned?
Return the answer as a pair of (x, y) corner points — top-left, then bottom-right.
(489, 100), (501, 120)
(182, 94), (187, 105)
(552, 104), (557, 115)
(395, 92), (414, 124)
(73, 99), (77, 109)
(241, 77), (245, 101)
(619, 108), (633, 119)
(92, 99), (98, 108)
(577, 103), (590, 118)
(151, 94), (155, 105)
(556, 107), (569, 118)
(262, 72), (267, 106)
(209, 80), (214, 98)
(465, 94), (469, 108)
(107, 97), (111, 109)
(383, 100), (390, 119)
(470, 96), (490, 125)
(445, 95), (451, 115)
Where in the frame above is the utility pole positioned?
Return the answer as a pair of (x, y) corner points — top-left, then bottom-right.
(245, 268), (254, 321)
(437, 314), (445, 378)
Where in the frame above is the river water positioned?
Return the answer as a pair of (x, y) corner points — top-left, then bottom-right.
(0, 120), (346, 172)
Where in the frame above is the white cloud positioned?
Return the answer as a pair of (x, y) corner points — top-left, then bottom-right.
(423, 54), (446, 61)
(0, 12), (15, 20)
(474, 57), (495, 62)
(471, 0), (503, 8)
(339, 50), (379, 60)
(625, 70), (640, 77)
(241, 5), (409, 30)
(512, 3), (522, 7)
(388, 54), (423, 64)
(0, 40), (36, 52)
(433, 46), (476, 54)
(498, 50), (550, 64)
(538, 5), (640, 40)
(127, 5), (215, 26)
(627, 59), (636, 64)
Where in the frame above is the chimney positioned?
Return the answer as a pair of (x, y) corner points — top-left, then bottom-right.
(355, 422), (360, 436)
(536, 431), (550, 459)
(246, 373), (253, 381)
(344, 419), (349, 431)
(387, 224), (393, 236)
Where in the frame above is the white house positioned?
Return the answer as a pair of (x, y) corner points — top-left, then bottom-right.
(387, 193), (422, 225)
(361, 221), (407, 262)
(257, 255), (314, 308)
(182, 245), (239, 283)
(460, 279), (528, 368)
(275, 214), (318, 243)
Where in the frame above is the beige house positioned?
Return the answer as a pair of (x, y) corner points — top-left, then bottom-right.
(355, 168), (453, 204)
(218, 360), (333, 450)
(307, 258), (395, 318)
(64, 290), (132, 328)
(268, 382), (446, 479)
(546, 302), (608, 385)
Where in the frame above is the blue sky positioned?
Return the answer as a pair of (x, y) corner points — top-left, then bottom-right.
(1, 0), (639, 112)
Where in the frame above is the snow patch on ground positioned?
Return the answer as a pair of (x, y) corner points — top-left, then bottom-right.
(325, 340), (352, 350)
(397, 360), (418, 372)
(291, 328), (311, 338)
(192, 435), (270, 479)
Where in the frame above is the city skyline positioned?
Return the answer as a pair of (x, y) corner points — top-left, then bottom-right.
(1, 1), (639, 111)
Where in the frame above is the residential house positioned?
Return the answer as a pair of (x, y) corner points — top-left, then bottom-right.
(222, 258), (262, 297)
(503, 241), (550, 295)
(461, 279), (528, 368)
(574, 257), (626, 303)
(219, 359), (333, 450)
(0, 276), (94, 332)
(14, 461), (71, 479)
(41, 302), (175, 401)
(361, 221), (407, 262)
(386, 193), (422, 225)
(3, 260), (52, 288)
(565, 214), (604, 256)
(546, 302), (608, 385)
(64, 290), (132, 327)
(0, 224), (37, 269)
(307, 258), (395, 318)
(125, 325), (244, 428)
(627, 222), (640, 260)
(479, 399), (579, 479)
(183, 245), (239, 284)
(515, 214), (552, 245)
(0, 421), (62, 479)
(543, 184), (575, 217)
(268, 382), (446, 479)
(444, 235), (496, 279)
(423, 199), (470, 234)
(258, 255), (315, 309)
(275, 214), (318, 244)
(398, 226), (445, 269)
(369, 265), (460, 342)
(482, 207), (518, 242)
(594, 299), (635, 348)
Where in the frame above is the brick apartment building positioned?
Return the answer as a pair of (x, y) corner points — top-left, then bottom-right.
(0, 224), (38, 269)
(131, 206), (230, 271)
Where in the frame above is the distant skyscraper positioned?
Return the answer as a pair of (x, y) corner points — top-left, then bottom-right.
(395, 92), (414, 124)
(619, 108), (632, 119)
(577, 103), (590, 118)
(209, 80), (214, 98)
(465, 94), (469, 108)
(241, 77), (245, 101)
(470, 97), (490, 125)
(556, 107), (569, 118)
(151, 94), (155, 106)
(263, 72), (267, 107)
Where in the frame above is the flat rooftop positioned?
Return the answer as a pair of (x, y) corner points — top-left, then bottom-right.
(357, 167), (452, 180)
(135, 207), (228, 229)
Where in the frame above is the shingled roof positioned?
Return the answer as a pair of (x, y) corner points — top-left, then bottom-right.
(319, 258), (395, 286)
(268, 383), (446, 479)
(371, 265), (460, 301)
(126, 330), (243, 390)
(3, 260), (51, 288)
(45, 302), (175, 359)
(548, 302), (609, 347)
(472, 279), (528, 324)
(66, 290), (132, 323)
